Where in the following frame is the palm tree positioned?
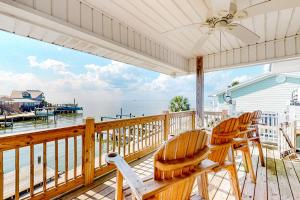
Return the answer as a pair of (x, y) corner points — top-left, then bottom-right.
(230, 80), (239, 87)
(169, 96), (190, 112)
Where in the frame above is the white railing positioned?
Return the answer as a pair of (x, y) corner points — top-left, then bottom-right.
(257, 112), (279, 145)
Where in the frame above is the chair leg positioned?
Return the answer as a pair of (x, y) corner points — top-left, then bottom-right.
(226, 164), (241, 200)
(256, 140), (265, 167)
(241, 152), (249, 173)
(244, 147), (256, 183)
(116, 170), (124, 200)
(197, 172), (209, 200)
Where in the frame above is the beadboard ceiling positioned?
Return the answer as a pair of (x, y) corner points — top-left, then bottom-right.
(0, 0), (300, 74)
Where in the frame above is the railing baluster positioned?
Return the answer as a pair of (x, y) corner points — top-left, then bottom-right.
(30, 144), (34, 197)
(99, 132), (102, 167)
(137, 124), (140, 151)
(65, 138), (68, 182)
(55, 139), (58, 187)
(118, 128), (121, 154)
(113, 129), (116, 152)
(151, 122), (154, 146)
(128, 127), (131, 155)
(15, 148), (19, 200)
(141, 124), (145, 149)
(43, 142), (47, 192)
(123, 127), (126, 157)
(148, 123), (151, 146)
(133, 125), (136, 153)
(0, 150), (3, 200)
(74, 136), (77, 178)
(154, 121), (157, 145)
(106, 130), (109, 154)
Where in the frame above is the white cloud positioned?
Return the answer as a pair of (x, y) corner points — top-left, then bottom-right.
(85, 61), (127, 75)
(27, 56), (68, 72)
(142, 74), (195, 92)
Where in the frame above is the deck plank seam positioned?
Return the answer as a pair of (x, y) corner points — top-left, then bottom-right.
(272, 149), (281, 200)
(282, 159), (295, 200)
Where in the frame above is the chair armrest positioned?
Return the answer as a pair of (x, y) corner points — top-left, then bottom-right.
(236, 129), (252, 137)
(232, 137), (248, 144)
(141, 159), (218, 199)
(106, 153), (146, 199)
(252, 122), (267, 126)
(208, 142), (234, 151)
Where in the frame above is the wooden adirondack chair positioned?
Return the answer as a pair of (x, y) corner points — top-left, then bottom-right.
(106, 130), (218, 200)
(249, 110), (265, 166)
(207, 118), (242, 200)
(233, 112), (256, 183)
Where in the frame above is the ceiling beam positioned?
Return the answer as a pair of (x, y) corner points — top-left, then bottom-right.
(199, 35), (300, 72)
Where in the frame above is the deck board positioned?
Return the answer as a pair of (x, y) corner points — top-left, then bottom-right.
(61, 146), (300, 200)
(241, 147), (257, 200)
(266, 148), (280, 200)
(254, 147), (267, 200)
(284, 160), (300, 199)
(275, 157), (293, 199)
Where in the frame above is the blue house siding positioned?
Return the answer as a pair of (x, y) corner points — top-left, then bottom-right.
(217, 75), (300, 103)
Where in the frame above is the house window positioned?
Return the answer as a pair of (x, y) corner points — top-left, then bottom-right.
(22, 91), (31, 98)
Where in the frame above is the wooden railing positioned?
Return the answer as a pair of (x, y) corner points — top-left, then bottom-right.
(169, 111), (195, 136)
(203, 111), (226, 128)
(0, 111), (195, 200)
(0, 125), (85, 200)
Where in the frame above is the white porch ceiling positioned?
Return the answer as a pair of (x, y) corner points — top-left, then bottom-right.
(0, 0), (300, 74)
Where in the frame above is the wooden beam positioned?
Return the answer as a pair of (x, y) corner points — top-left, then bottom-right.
(196, 57), (204, 128)
(83, 118), (95, 186)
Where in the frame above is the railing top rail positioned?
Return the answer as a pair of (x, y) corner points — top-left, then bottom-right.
(204, 111), (224, 115)
(0, 124), (85, 151)
(169, 110), (195, 117)
(95, 114), (166, 130)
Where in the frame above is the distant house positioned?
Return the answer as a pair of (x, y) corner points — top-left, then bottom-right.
(9, 90), (45, 111)
(214, 73), (300, 114)
(10, 90), (45, 102)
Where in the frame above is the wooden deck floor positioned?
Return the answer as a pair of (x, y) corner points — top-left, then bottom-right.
(60, 146), (300, 200)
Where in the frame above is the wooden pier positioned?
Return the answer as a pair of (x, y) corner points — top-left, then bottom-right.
(0, 113), (35, 124)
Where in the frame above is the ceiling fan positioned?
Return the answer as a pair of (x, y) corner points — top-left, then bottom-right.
(162, 0), (300, 54)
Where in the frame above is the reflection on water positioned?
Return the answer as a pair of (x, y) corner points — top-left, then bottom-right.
(0, 113), (85, 135)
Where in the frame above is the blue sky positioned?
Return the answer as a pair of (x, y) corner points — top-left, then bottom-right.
(0, 30), (266, 118)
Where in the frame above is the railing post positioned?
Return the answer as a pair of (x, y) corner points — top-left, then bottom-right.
(83, 117), (95, 186)
(163, 111), (170, 141)
(192, 111), (196, 130)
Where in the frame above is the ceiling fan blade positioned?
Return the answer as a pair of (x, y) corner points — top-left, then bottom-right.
(243, 0), (300, 18)
(161, 23), (203, 34)
(229, 0), (237, 15)
(224, 24), (260, 44)
(191, 33), (211, 54)
(204, 0), (214, 18)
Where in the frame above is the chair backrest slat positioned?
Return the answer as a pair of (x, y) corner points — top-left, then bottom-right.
(154, 130), (207, 180)
(209, 118), (239, 164)
(152, 130), (208, 200)
(238, 112), (253, 131)
(251, 110), (262, 124)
